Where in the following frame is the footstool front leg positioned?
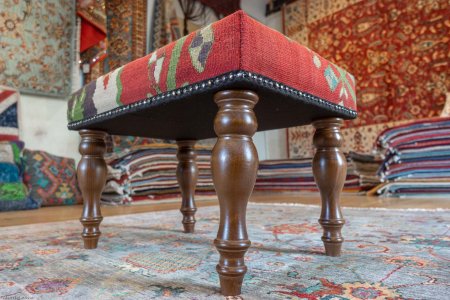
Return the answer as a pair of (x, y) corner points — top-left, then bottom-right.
(212, 90), (259, 296)
(176, 140), (198, 233)
(77, 130), (108, 249)
(312, 118), (346, 257)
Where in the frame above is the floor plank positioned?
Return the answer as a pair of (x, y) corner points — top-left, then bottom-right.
(1, 192), (448, 227)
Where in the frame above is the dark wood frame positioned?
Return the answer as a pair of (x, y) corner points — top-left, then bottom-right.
(76, 90), (347, 296)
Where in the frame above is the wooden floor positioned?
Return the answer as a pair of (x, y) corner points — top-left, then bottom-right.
(1, 192), (449, 227)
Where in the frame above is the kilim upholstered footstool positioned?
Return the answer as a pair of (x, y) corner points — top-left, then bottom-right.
(68, 10), (357, 296)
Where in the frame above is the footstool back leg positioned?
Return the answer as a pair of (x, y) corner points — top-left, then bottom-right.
(176, 140), (198, 233)
(212, 90), (259, 296)
(312, 118), (346, 257)
(77, 129), (108, 249)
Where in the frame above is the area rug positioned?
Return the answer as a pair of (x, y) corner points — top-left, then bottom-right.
(0, 204), (449, 299)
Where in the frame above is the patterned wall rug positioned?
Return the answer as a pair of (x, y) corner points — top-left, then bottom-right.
(284, 0), (449, 156)
(0, 204), (448, 299)
(0, 0), (75, 97)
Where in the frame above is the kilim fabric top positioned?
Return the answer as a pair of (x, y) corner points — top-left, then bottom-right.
(67, 11), (357, 139)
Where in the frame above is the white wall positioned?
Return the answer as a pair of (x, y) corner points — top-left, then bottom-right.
(19, 95), (80, 161)
(18, 53), (82, 161)
(241, 1), (288, 160)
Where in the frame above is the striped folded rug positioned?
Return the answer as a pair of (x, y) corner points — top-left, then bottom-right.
(255, 158), (365, 193)
(102, 143), (215, 205)
(0, 86), (19, 141)
(371, 117), (450, 197)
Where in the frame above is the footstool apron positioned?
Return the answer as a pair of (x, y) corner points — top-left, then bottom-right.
(67, 10), (357, 296)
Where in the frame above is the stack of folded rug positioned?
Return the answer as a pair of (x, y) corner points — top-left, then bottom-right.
(347, 152), (383, 191)
(1, 87), (89, 210)
(102, 143), (215, 205)
(369, 117), (450, 197)
(0, 87), (39, 211)
(0, 141), (39, 211)
(255, 158), (363, 193)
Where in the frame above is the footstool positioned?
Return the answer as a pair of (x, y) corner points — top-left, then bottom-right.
(68, 10), (357, 296)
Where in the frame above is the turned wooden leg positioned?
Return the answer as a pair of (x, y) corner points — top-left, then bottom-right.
(312, 118), (346, 257)
(77, 130), (108, 249)
(212, 90), (259, 296)
(176, 140), (198, 233)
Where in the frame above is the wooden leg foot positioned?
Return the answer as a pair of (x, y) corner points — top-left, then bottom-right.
(77, 130), (107, 249)
(80, 217), (103, 249)
(212, 90), (259, 296)
(176, 140), (198, 233)
(323, 238), (343, 257)
(313, 118), (346, 257)
(215, 239), (251, 296)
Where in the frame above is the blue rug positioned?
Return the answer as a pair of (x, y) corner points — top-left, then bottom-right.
(0, 203), (449, 299)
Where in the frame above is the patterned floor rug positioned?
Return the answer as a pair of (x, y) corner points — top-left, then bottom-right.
(0, 203), (449, 299)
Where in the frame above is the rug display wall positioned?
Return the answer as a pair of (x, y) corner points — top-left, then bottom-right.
(0, 0), (75, 97)
(105, 0), (148, 71)
(78, 0), (148, 83)
(285, 0), (449, 157)
(149, 0), (233, 52)
(114, 0), (228, 150)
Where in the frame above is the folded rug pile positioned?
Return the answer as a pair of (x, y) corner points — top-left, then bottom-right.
(103, 143), (215, 205)
(0, 87), (39, 211)
(255, 158), (363, 193)
(1, 86), (82, 211)
(0, 141), (39, 211)
(369, 117), (450, 197)
(347, 151), (383, 191)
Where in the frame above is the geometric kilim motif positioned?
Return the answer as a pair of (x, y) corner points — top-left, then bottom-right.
(23, 150), (82, 206)
(189, 25), (214, 73)
(68, 11), (357, 128)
